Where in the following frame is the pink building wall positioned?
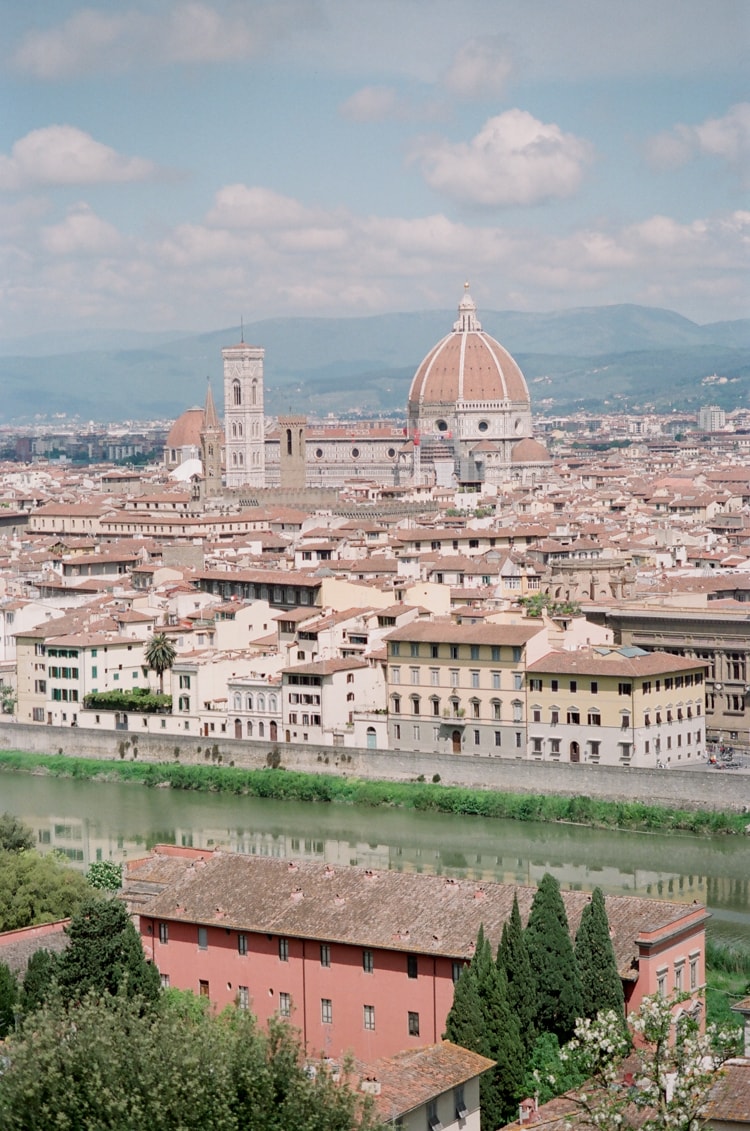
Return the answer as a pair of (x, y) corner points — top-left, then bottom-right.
(140, 913), (459, 1060)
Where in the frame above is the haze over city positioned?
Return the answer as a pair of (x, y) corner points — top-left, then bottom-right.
(2, 0), (748, 346)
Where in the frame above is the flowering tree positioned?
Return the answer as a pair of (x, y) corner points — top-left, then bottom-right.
(560, 993), (740, 1130)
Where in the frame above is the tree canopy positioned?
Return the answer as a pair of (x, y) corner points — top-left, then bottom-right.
(0, 812), (34, 853)
(524, 873), (584, 1043)
(0, 990), (386, 1131)
(575, 886), (625, 1022)
(145, 632), (177, 693)
(56, 897), (161, 1007)
(498, 891), (537, 1055)
(0, 848), (91, 933)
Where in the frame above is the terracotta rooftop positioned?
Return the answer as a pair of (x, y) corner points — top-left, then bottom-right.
(125, 850), (706, 977)
(356, 1041), (495, 1119)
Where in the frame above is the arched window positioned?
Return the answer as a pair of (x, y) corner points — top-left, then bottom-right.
(491, 698), (502, 721)
(286, 428), (293, 456)
(237, 423), (243, 438)
(257, 693), (265, 712)
(268, 694), (277, 713)
(231, 423), (237, 438)
(233, 692), (242, 710)
(246, 720), (253, 737)
(238, 452), (244, 466)
(251, 380), (257, 406)
(346, 692), (354, 702)
(232, 452), (237, 466)
(258, 721), (265, 737)
(233, 380), (242, 406)
(246, 694), (253, 711)
(411, 695), (421, 715)
(391, 694), (401, 714)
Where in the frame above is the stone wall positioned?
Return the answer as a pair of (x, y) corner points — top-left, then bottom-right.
(1, 721), (749, 812)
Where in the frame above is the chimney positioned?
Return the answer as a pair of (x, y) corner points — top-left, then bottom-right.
(360, 1077), (381, 1096)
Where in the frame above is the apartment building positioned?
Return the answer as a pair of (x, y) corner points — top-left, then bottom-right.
(525, 646), (707, 767)
(280, 656), (385, 746)
(384, 620), (547, 757)
(126, 847), (708, 1063)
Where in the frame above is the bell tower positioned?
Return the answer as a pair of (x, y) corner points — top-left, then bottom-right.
(200, 378), (223, 497)
(278, 414), (307, 490)
(222, 333), (266, 488)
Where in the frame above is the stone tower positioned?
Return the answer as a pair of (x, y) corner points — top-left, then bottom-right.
(222, 337), (266, 488)
(278, 414), (307, 490)
(200, 379), (223, 497)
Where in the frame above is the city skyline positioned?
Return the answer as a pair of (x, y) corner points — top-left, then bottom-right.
(1, 0), (748, 342)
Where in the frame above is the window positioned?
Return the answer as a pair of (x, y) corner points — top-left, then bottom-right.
(529, 678), (543, 692)
(690, 955), (699, 990)
(199, 979), (209, 998)
(491, 646), (501, 661)
(391, 642), (400, 657)
(674, 962), (684, 992)
(179, 674), (191, 689)
(320, 944), (331, 967)
(407, 954), (418, 979)
(408, 1011), (420, 1036)
(569, 680), (577, 693)
(321, 998), (333, 1024)
(550, 738), (561, 755)
(238, 933), (247, 956)
(279, 937), (289, 961)
(430, 668), (439, 686)
(160, 973), (170, 989)
(450, 669), (459, 687)
(589, 740), (600, 759)
(470, 670), (480, 689)
(657, 969), (667, 998)
(587, 710), (601, 726)
(363, 949), (374, 974)
(452, 961), (464, 984)
(237, 985), (249, 1009)
(410, 642), (419, 657)
(159, 922), (169, 945)
(567, 709), (580, 725)
(279, 992), (291, 1017)
(512, 700), (523, 723)
(363, 1004), (375, 1030)
(590, 681), (598, 694)
(515, 731), (522, 749)
(513, 672), (523, 690)
(410, 667), (420, 685)
(619, 682), (632, 696)
(198, 927), (208, 950)
(391, 666), (401, 684)
(450, 645), (459, 659)
(532, 737), (543, 754)
(491, 671), (501, 690)
(473, 729), (480, 746)
(551, 679), (559, 692)
(621, 714), (631, 729)
(494, 731), (502, 747)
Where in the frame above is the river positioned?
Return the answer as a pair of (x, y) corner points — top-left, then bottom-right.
(2, 773), (749, 947)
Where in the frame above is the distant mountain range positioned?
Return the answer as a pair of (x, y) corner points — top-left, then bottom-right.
(1, 304), (749, 424)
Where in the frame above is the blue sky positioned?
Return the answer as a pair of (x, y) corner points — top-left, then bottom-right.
(1, 0), (748, 341)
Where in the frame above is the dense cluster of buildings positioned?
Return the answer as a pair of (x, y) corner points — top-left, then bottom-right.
(4, 292), (750, 1126)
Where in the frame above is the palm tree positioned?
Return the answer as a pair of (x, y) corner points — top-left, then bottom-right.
(145, 633), (176, 694)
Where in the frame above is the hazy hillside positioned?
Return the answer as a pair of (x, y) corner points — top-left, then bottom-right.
(1, 304), (749, 423)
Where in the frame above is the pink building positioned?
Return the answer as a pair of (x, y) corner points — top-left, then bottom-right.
(125, 847), (708, 1061)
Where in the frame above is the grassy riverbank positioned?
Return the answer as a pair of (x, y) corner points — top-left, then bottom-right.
(1, 749), (748, 837)
(706, 939), (750, 1030)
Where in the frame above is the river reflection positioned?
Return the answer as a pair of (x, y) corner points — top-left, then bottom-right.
(1, 773), (748, 945)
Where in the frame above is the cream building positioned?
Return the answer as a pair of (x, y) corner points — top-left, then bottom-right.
(525, 645), (707, 767)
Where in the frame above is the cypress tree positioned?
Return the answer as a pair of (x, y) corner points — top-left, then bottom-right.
(0, 962), (18, 1038)
(444, 964), (484, 1053)
(478, 959), (526, 1129)
(575, 886), (625, 1020)
(56, 898), (161, 1007)
(524, 873), (583, 1042)
(21, 948), (59, 1014)
(498, 891), (537, 1055)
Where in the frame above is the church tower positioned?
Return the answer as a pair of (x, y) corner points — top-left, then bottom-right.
(200, 378), (223, 497)
(222, 337), (266, 488)
(278, 414), (307, 490)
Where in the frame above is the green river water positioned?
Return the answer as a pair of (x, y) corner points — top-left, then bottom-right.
(1, 772), (748, 947)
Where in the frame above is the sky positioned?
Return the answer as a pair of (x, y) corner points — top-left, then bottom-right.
(1, 0), (748, 342)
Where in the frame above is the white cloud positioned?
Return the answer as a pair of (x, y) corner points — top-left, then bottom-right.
(0, 126), (158, 191)
(411, 110), (594, 207)
(442, 35), (514, 99)
(205, 185), (334, 230)
(12, 2), (310, 79)
(340, 86), (403, 123)
(40, 203), (124, 256)
(646, 103), (750, 186)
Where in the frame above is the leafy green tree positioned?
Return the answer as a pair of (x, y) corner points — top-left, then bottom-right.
(478, 958), (526, 1129)
(0, 990), (385, 1131)
(145, 631), (177, 693)
(561, 993), (740, 1130)
(0, 849), (91, 932)
(520, 1031), (587, 1107)
(20, 949), (59, 1015)
(56, 898), (161, 1007)
(498, 891), (537, 1055)
(0, 812), (34, 853)
(0, 961), (18, 1039)
(444, 963), (484, 1052)
(86, 859), (123, 891)
(575, 886), (625, 1021)
(524, 873), (584, 1043)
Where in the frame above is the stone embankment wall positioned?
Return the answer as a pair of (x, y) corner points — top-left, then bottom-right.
(1, 721), (749, 812)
